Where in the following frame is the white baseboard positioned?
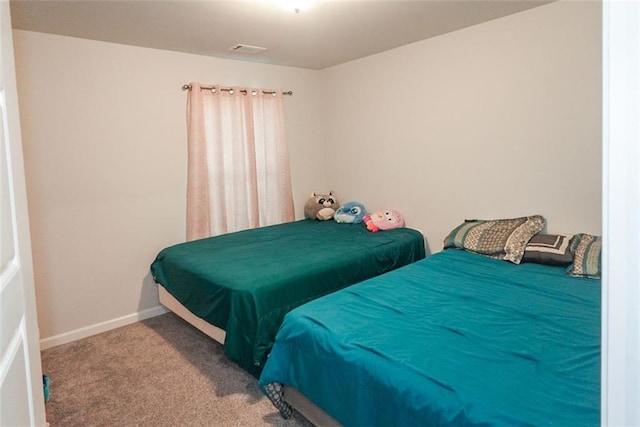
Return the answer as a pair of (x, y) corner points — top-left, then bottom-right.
(39, 305), (169, 350)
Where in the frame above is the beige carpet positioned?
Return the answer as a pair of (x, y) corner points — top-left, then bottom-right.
(41, 313), (310, 427)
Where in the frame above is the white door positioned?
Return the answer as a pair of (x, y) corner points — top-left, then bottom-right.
(0, 2), (47, 426)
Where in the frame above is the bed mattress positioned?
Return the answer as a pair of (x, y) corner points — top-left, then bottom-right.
(259, 249), (601, 426)
(150, 219), (425, 377)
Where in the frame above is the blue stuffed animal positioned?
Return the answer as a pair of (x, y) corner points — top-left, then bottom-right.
(334, 201), (367, 224)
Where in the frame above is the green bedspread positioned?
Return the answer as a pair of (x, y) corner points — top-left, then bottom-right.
(150, 220), (425, 377)
(260, 249), (601, 426)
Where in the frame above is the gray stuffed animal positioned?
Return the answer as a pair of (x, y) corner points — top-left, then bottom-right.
(304, 192), (340, 220)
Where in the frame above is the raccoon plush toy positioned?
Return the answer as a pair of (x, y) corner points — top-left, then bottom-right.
(304, 192), (340, 220)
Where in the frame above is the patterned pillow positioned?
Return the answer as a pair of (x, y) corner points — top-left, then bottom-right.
(443, 215), (545, 264)
(522, 233), (574, 266)
(567, 233), (602, 278)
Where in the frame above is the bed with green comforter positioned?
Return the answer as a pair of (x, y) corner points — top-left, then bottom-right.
(259, 249), (601, 426)
(150, 220), (425, 377)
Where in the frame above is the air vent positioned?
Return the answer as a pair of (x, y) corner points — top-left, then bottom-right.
(228, 44), (267, 54)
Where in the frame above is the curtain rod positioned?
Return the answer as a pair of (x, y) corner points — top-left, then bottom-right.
(181, 84), (293, 96)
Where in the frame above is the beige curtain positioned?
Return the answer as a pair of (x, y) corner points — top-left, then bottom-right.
(186, 83), (294, 240)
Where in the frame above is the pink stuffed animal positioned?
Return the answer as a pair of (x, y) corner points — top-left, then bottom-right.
(363, 210), (405, 232)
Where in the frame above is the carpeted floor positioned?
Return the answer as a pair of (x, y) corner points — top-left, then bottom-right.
(41, 313), (311, 427)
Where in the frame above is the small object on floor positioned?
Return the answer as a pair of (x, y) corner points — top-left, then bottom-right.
(43, 375), (51, 402)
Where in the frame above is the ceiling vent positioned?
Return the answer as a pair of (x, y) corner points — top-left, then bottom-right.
(228, 44), (267, 54)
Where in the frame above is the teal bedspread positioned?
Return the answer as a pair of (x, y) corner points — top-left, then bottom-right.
(150, 220), (425, 377)
(259, 249), (601, 426)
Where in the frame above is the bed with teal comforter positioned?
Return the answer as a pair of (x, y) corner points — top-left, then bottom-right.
(259, 249), (600, 426)
(150, 220), (425, 377)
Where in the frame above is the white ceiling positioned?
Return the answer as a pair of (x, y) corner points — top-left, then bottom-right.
(10, 0), (553, 70)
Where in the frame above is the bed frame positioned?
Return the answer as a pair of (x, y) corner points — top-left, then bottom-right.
(283, 387), (341, 427)
(158, 285), (226, 345)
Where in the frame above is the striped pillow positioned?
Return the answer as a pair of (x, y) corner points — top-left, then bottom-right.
(443, 215), (545, 264)
(567, 233), (602, 279)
